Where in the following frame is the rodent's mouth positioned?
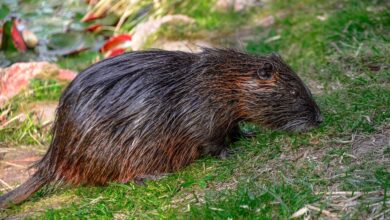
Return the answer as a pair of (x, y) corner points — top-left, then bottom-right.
(279, 119), (321, 133)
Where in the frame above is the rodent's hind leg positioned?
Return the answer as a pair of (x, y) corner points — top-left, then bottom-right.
(202, 140), (232, 160)
(201, 140), (228, 157)
(217, 148), (231, 160)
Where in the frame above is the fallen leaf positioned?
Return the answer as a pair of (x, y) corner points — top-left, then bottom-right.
(11, 19), (27, 52)
(100, 34), (132, 53)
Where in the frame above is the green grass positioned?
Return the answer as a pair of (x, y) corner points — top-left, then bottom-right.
(27, 79), (63, 101)
(1, 0), (389, 219)
(148, 0), (253, 45)
(246, 0), (390, 85)
(0, 79), (64, 145)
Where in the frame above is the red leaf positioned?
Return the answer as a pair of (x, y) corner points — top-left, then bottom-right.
(100, 34), (132, 53)
(106, 48), (125, 57)
(85, 24), (102, 32)
(11, 19), (27, 52)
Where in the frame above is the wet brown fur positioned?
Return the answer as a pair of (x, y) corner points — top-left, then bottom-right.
(0, 48), (322, 208)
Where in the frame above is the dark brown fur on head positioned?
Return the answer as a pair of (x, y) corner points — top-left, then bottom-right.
(191, 48), (322, 132)
(229, 50), (323, 131)
(0, 48), (322, 208)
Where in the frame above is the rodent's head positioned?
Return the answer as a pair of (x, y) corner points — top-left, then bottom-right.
(240, 53), (323, 132)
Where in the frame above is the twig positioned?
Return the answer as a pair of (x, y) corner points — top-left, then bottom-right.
(344, 193), (363, 203)
(306, 205), (339, 219)
(41, 120), (53, 128)
(290, 206), (309, 218)
(291, 205), (339, 219)
(342, 153), (357, 159)
(29, 131), (45, 147)
(0, 178), (13, 190)
(334, 133), (356, 144)
(0, 114), (25, 129)
(0, 161), (26, 169)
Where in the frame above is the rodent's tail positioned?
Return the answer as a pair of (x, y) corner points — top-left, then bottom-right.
(0, 173), (47, 209)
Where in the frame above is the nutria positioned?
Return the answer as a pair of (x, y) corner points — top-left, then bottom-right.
(0, 48), (322, 208)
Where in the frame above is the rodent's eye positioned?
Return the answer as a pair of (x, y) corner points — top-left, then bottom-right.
(256, 62), (274, 80)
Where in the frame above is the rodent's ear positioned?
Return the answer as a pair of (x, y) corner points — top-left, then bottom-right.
(256, 62), (274, 80)
(271, 52), (282, 59)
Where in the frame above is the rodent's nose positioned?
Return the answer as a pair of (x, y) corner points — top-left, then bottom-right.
(316, 114), (324, 124)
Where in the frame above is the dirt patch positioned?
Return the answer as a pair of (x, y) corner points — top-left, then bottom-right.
(0, 145), (76, 219)
(0, 146), (44, 191)
(351, 127), (389, 165)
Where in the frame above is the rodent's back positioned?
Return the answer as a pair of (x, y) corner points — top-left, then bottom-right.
(62, 50), (197, 114)
(37, 50), (241, 185)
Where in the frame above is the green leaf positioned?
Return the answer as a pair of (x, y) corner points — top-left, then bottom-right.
(2, 20), (17, 51)
(0, 4), (10, 20)
(47, 32), (97, 55)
